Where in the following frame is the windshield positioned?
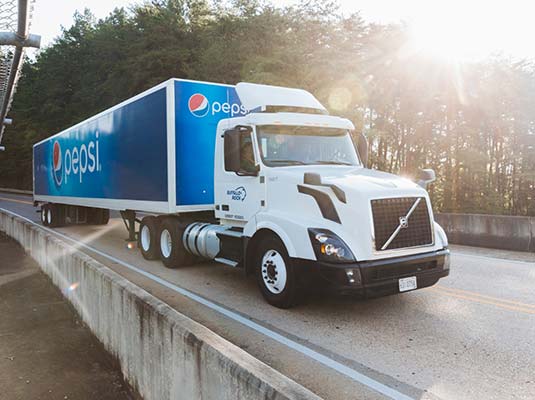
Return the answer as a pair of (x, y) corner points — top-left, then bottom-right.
(256, 125), (360, 167)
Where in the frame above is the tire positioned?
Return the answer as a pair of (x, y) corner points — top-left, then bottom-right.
(87, 208), (110, 225)
(41, 205), (49, 227)
(96, 209), (110, 225)
(158, 218), (191, 268)
(255, 235), (299, 308)
(46, 203), (63, 228)
(138, 216), (160, 260)
(86, 207), (97, 224)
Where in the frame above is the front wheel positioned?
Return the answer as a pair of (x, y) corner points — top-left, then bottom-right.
(255, 235), (299, 309)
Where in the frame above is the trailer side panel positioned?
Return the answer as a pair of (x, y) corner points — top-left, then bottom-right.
(174, 80), (246, 207)
(33, 87), (168, 210)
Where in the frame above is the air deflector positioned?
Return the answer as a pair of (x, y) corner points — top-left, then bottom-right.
(236, 82), (327, 114)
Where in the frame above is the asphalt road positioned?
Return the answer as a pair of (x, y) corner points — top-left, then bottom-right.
(1, 192), (534, 400)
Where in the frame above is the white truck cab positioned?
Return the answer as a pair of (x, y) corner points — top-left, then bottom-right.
(181, 83), (449, 308)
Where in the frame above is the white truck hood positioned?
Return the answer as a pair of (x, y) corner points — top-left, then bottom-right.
(322, 167), (422, 196)
(271, 165), (424, 197)
(262, 166), (443, 261)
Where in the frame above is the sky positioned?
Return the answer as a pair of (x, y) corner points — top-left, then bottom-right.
(30, 0), (534, 61)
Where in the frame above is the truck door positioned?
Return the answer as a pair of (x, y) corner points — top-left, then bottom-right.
(215, 127), (263, 224)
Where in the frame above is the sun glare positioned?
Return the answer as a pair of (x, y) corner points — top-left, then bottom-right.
(402, 1), (530, 62)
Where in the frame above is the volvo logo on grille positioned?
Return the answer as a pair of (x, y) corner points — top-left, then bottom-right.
(380, 198), (422, 250)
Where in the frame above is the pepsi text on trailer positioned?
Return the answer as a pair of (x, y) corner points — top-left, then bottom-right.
(188, 93), (247, 118)
(52, 131), (101, 186)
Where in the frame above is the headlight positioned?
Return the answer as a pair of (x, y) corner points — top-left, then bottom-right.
(308, 228), (356, 263)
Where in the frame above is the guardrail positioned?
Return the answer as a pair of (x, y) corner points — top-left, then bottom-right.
(0, 209), (320, 400)
(435, 213), (535, 253)
(0, 187), (32, 195)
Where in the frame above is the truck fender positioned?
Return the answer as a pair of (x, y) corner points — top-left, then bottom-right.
(253, 220), (298, 257)
(434, 221), (449, 247)
(243, 221), (299, 278)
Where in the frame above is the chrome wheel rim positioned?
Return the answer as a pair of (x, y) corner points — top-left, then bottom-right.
(160, 229), (172, 258)
(41, 208), (46, 223)
(261, 249), (287, 294)
(141, 225), (151, 251)
(47, 209), (52, 225)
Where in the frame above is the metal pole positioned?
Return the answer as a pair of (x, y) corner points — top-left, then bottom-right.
(17, 0), (29, 39)
(0, 32), (41, 47)
(0, 0), (40, 147)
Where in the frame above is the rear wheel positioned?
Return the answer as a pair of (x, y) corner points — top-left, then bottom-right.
(255, 235), (299, 309)
(158, 218), (192, 268)
(96, 209), (110, 225)
(41, 204), (49, 226)
(138, 216), (160, 260)
(87, 208), (109, 225)
(44, 203), (63, 228)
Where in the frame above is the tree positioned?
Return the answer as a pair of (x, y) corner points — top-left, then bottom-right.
(1, 0), (533, 216)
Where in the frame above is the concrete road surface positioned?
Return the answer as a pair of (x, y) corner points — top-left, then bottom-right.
(1, 192), (534, 400)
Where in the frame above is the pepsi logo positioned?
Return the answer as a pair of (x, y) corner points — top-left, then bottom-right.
(52, 140), (63, 186)
(188, 93), (209, 117)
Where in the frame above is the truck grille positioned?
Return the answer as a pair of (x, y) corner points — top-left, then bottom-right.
(371, 197), (433, 251)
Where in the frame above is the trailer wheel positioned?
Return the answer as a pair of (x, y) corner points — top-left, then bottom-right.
(255, 235), (299, 309)
(41, 205), (49, 226)
(158, 218), (190, 268)
(96, 209), (110, 225)
(87, 208), (110, 225)
(139, 216), (160, 260)
(45, 204), (63, 228)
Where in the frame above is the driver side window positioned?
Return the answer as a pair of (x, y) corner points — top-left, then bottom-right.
(239, 132), (256, 173)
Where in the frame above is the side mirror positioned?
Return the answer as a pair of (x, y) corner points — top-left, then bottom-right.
(357, 132), (368, 168)
(224, 129), (241, 172)
(417, 169), (436, 188)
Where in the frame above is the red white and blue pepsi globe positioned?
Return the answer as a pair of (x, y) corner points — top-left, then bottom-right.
(188, 93), (209, 117)
(52, 140), (62, 186)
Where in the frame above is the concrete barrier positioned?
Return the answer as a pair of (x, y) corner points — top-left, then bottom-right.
(435, 213), (535, 252)
(0, 210), (320, 400)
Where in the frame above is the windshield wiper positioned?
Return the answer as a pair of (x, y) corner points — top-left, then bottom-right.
(312, 160), (354, 166)
(267, 159), (309, 165)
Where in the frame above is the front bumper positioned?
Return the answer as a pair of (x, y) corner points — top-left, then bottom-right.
(293, 248), (450, 297)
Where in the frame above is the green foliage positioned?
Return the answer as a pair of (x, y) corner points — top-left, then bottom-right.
(0, 0), (533, 215)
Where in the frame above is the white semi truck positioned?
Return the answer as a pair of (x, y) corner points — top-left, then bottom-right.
(33, 79), (450, 308)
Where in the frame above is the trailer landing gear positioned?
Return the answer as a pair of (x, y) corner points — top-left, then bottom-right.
(120, 210), (140, 249)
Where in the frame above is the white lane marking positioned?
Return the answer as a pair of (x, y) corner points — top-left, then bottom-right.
(1, 207), (413, 400)
(452, 251), (535, 266)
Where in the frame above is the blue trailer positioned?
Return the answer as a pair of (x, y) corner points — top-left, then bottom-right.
(33, 78), (246, 216)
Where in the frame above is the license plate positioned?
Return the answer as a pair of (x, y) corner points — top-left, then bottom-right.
(399, 276), (417, 292)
